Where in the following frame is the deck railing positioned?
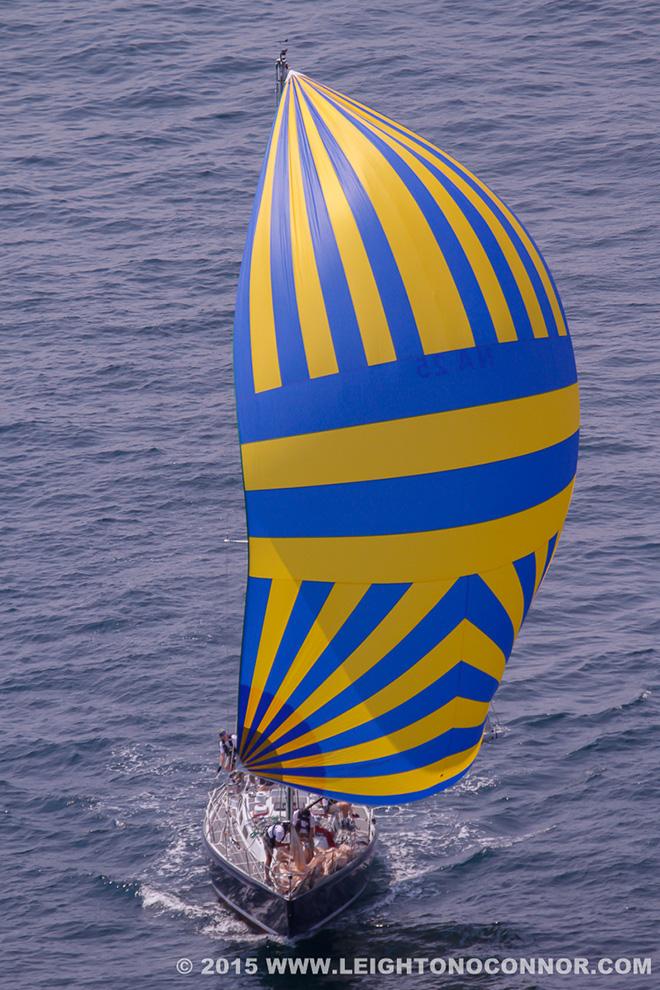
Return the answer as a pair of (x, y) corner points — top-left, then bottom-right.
(204, 781), (272, 887)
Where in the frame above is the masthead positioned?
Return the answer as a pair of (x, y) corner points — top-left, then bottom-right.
(275, 47), (289, 104)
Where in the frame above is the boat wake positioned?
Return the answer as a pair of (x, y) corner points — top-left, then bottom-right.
(139, 883), (264, 940)
(101, 743), (264, 939)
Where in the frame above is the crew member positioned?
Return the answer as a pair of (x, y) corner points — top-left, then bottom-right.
(216, 729), (237, 773)
(319, 796), (354, 822)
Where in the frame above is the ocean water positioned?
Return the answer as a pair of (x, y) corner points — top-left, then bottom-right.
(3, 0), (660, 987)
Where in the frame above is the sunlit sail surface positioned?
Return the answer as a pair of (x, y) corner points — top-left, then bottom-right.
(232, 72), (579, 803)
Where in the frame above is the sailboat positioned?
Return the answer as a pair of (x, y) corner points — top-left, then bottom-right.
(203, 55), (579, 938)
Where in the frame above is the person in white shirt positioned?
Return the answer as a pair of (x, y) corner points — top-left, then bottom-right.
(263, 821), (290, 874)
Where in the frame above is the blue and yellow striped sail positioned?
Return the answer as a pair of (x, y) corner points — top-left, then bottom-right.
(233, 72), (579, 804)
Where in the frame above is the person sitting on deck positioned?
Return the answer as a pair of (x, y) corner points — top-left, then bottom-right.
(216, 730), (237, 773)
(312, 820), (336, 850)
(319, 796), (355, 826)
(263, 821), (290, 874)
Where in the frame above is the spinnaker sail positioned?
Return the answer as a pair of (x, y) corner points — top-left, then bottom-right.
(232, 72), (579, 804)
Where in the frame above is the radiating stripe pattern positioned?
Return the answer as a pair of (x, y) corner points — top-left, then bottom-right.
(233, 72), (579, 803)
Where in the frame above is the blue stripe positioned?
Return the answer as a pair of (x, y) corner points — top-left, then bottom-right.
(236, 335), (577, 443)
(258, 724), (485, 779)
(542, 532), (558, 581)
(311, 88), (498, 347)
(233, 233), (255, 400)
(244, 583), (411, 763)
(466, 576), (515, 660)
(520, 222), (569, 333)
(513, 552), (536, 620)
(317, 82), (560, 337)
(294, 92), (367, 373)
(241, 580), (334, 755)
(251, 662), (496, 767)
(269, 88), (310, 385)
(299, 91), (421, 359)
(245, 431), (578, 538)
(237, 578), (272, 749)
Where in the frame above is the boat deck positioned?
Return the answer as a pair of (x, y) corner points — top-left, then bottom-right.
(203, 773), (374, 899)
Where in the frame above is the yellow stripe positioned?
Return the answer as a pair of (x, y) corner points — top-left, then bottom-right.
(242, 383), (579, 490)
(251, 620), (501, 764)
(463, 620), (506, 680)
(241, 578), (300, 741)
(249, 96), (286, 392)
(298, 77), (474, 354)
(293, 82), (395, 366)
(287, 92), (339, 378)
(481, 562), (525, 636)
(256, 698), (488, 770)
(312, 78), (551, 341)
(249, 583), (367, 746)
(251, 581), (451, 757)
(259, 738), (483, 797)
(248, 482), (575, 583)
(331, 95), (518, 344)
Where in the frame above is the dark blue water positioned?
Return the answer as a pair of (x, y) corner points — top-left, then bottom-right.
(3, 1), (660, 987)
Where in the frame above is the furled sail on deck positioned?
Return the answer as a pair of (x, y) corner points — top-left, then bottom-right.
(232, 72), (579, 804)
